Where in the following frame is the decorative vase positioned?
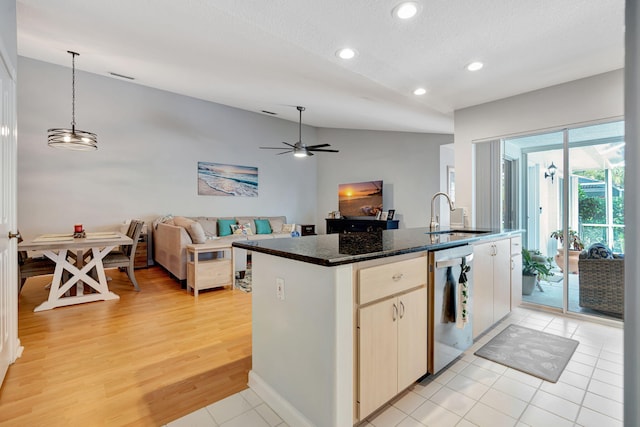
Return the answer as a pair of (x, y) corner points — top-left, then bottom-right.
(522, 273), (537, 295)
(554, 249), (581, 274)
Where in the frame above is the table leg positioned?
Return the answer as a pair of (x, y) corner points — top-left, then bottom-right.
(75, 249), (84, 296)
(34, 246), (120, 312)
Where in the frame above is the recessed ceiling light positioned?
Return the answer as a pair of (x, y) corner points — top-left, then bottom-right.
(392, 2), (421, 19)
(466, 61), (484, 71)
(413, 87), (427, 96)
(336, 48), (357, 60)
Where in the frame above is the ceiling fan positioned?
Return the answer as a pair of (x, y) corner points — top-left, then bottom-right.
(260, 106), (339, 157)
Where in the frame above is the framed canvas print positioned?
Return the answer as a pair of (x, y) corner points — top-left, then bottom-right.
(197, 162), (258, 196)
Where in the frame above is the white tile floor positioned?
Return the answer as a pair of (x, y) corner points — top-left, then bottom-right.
(165, 307), (624, 427)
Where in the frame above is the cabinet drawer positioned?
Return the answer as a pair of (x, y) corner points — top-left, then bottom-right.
(358, 257), (427, 305)
(511, 235), (522, 255)
(188, 259), (232, 289)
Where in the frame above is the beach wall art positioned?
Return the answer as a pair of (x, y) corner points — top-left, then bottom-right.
(338, 180), (383, 218)
(197, 161), (259, 197)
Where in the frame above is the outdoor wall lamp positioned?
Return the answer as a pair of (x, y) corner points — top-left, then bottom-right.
(544, 162), (557, 183)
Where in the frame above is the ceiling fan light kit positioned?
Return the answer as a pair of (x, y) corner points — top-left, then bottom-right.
(260, 106), (339, 158)
(48, 51), (98, 151)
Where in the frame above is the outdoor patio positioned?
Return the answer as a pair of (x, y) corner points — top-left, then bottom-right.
(522, 268), (623, 321)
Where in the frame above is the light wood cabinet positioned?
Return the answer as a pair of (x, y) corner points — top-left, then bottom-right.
(472, 238), (511, 338)
(357, 257), (427, 420)
(358, 297), (398, 417)
(186, 243), (234, 297)
(397, 288), (428, 390)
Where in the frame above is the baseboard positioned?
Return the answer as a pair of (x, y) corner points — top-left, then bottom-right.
(248, 370), (315, 427)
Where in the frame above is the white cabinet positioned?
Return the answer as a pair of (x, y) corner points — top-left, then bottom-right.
(510, 235), (523, 308)
(357, 257), (427, 420)
(472, 238), (511, 338)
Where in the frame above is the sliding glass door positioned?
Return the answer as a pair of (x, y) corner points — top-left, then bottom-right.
(501, 120), (624, 321)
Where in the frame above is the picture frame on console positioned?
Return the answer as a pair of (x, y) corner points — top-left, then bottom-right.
(380, 212), (388, 221)
(387, 209), (395, 220)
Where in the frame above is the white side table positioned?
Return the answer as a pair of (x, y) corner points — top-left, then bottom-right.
(186, 242), (234, 297)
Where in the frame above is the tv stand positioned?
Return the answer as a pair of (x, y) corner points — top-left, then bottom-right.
(325, 218), (399, 234)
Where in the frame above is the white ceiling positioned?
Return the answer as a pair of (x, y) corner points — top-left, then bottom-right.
(16, 0), (625, 134)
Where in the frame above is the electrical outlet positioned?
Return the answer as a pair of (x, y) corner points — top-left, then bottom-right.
(276, 277), (285, 300)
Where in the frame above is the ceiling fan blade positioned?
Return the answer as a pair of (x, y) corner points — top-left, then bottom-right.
(282, 141), (297, 148)
(277, 150), (294, 155)
(305, 144), (331, 149)
(260, 146), (290, 149)
(309, 148), (340, 153)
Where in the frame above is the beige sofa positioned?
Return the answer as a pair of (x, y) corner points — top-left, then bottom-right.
(153, 215), (293, 281)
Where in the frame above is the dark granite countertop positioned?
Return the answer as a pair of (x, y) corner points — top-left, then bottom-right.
(232, 227), (520, 266)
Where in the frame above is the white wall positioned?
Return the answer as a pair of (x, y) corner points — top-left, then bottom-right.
(316, 128), (452, 232)
(454, 69), (624, 226)
(17, 57), (319, 239)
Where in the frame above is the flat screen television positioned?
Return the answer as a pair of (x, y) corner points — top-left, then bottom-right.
(338, 180), (383, 219)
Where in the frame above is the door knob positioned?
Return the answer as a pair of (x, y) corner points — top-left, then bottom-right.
(8, 231), (21, 239)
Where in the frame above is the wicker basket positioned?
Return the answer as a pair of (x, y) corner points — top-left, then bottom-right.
(578, 258), (624, 316)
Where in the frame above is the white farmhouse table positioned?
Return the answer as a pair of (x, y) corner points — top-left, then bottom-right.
(18, 232), (133, 312)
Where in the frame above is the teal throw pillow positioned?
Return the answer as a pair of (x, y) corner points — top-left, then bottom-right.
(217, 219), (236, 237)
(254, 219), (273, 234)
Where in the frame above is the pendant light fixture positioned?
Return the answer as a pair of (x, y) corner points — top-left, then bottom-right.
(48, 51), (98, 151)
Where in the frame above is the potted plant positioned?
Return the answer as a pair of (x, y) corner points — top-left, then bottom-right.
(522, 249), (554, 295)
(550, 229), (584, 273)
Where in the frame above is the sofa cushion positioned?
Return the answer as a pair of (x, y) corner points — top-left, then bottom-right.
(153, 214), (174, 230)
(267, 216), (286, 233)
(585, 243), (614, 259)
(235, 217), (256, 234)
(281, 223), (296, 233)
(218, 218), (237, 237)
(232, 223), (254, 236)
(173, 216), (207, 244)
(194, 217), (218, 238)
(254, 219), (272, 234)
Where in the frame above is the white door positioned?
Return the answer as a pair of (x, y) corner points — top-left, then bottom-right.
(0, 45), (19, 386)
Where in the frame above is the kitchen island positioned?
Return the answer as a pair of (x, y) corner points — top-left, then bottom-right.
(232, 227), (517, 427)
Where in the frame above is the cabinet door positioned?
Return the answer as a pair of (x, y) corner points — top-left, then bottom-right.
(472, 241), (495, 338)
(511, 253), (523, 308)
(358, 298), (398, 419)
(397, 287), (427, 391)
(492, 238), (512, 321)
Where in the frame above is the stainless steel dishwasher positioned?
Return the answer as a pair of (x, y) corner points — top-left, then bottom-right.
(428, 245), (474, 374)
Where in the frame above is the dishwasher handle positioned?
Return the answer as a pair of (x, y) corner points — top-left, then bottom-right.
(435, 253), (473, 269)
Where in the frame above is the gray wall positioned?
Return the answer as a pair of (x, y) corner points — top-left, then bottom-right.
(625, 1), (639, 424)
(17, 57), (319, 239)
(0, 0), (17, 68)
(316, 128), (453, 232)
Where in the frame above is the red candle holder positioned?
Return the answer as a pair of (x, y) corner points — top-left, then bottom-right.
(74, 224), (83, 233)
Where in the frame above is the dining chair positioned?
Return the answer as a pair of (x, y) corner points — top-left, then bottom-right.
(101, 219), (145, 291)
(17, 232), (58, 294)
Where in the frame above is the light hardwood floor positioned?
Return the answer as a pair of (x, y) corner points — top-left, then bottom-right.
(0, 267), (252, 426)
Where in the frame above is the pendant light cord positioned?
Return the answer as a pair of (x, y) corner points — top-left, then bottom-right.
(298, 108), (302, 142)
(69, 51), (78, 131)
(297, 106), (305, 143)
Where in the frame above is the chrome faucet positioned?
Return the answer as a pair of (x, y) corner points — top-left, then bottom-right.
(430, 192), (455, 231)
